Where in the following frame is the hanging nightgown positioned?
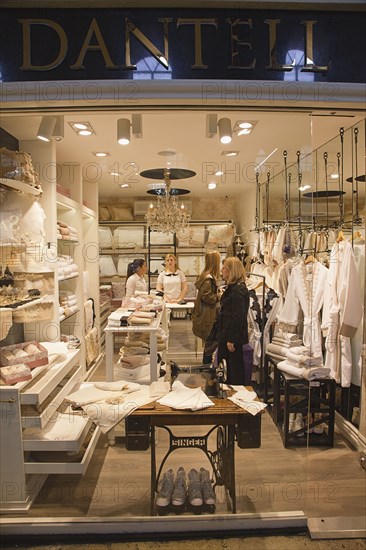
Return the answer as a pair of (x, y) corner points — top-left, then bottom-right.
(278, 260), (328, 356)
(322, 239), (363, 387)
(248, 287), (282, 367)
(351, 242), (365, 386)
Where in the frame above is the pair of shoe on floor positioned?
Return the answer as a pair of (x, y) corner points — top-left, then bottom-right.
(156, 467), (216, 512)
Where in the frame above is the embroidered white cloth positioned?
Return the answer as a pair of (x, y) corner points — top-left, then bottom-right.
(228, 388), (267, 416)
(157, 380), (215, 411)
(80, 385), (158, 434)
(64, 380), (141, 406)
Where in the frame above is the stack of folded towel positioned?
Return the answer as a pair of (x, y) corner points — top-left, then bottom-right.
(57, 221), (78, 241)
(277, 346), (330, 380)
(59, 290), (78, 319)
(122, 327), (168, 354)
(266, 330), (303, 360)
(57, 255), (79, 279)
(128, 310), (156, 325)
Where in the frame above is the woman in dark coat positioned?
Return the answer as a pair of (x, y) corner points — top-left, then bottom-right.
(216, 256), (249, 385)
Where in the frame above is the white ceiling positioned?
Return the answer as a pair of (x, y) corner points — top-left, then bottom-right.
(1, 108), (364, 202)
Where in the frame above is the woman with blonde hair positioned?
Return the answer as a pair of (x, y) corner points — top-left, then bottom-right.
(192, 251), (221, 363)
(156, 253), (187, 303)
(216, 256), (249, 384)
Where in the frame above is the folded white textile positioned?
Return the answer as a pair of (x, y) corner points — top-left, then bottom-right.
(277, 360), (331, 381)
(131, 311), (156, 319)
(114, 362), (151, 380)
(119, 355), (150, 369)
(157, 380), (215, 411)
(289, 346), (311, 355)
(266, 343), (288, 357)
(271, 337), (303, 348)
(94, 381), (141, 392)
(274, 329), (301, 341)
(286, 350), (323, 366)
(128, 316), (152, 325)
(149, 380), (170, 398)
(40, 341), (69, 365)
(228, 388), (267, 416)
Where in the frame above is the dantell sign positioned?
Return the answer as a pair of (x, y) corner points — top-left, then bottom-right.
(0, 8), (365, 82)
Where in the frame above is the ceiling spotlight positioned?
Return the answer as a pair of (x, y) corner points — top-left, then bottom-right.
(37, 116), (57, 142)
(37, 116), (64, 141)
(117, 118), (131, 145)
(117, 114), (143, 145)
(73, 123), (88, 130)
(330, 174), (339, 179)
(299, 185), (311, 191)
(119, 183), (130, 188)
(79, 129), (92, 136)
(93, 152), (109, 157)
(208, 182), (217, 190)
(218, 118), (232, 144)
(215, 170), (224, 176)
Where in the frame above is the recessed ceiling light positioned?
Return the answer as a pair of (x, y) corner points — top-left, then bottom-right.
(208, 182), (217, 190)
(238, 128), (251, 136)
(238, 122), (254, 129)
(69, 121), (95, 136)
(330, 174), (339, 179)
(215, 170), (223, 176)
(299, 185), (312, 191)
(119, 183), (130, 188)
(110, 171), (121, 177)
(93, 152), (109, 157)
(222, 151), (239, 157)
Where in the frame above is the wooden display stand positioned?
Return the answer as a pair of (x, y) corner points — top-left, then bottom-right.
(270, 357), (336, 448)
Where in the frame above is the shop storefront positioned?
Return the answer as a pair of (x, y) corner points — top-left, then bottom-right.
(0, 1), (365, 541)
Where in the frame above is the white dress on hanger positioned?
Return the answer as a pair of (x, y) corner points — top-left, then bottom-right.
(322, 239), (363, 387)
(279, 260), (328, 356)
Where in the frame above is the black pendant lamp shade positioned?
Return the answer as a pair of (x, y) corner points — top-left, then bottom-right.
(346, 174), (366, 183)
(303, 190), (346, 198)
(140, 168), (196, 180)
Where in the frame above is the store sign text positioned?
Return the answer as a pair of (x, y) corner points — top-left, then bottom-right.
(18, 17), (329, 74)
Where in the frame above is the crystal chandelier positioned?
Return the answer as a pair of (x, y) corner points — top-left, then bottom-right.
(145, 170), (190, 234)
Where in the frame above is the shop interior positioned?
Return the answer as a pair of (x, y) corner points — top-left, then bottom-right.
(0, 104), (365, 536)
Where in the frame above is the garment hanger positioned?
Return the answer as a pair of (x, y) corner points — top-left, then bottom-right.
(304, 254), (316, 264)
(351, 230), (365, 244)
(253, 280), (269, 291)
(336, 230), (345, 243)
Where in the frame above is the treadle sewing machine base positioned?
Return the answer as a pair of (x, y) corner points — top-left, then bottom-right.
(125, 393), (262, 516)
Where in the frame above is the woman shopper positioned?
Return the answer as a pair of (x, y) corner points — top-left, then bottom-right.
(125, 258), (148, 298)
(192, 250), (221, 364)
(156, 253), (187, 303)
(216, 256), (249, 385)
